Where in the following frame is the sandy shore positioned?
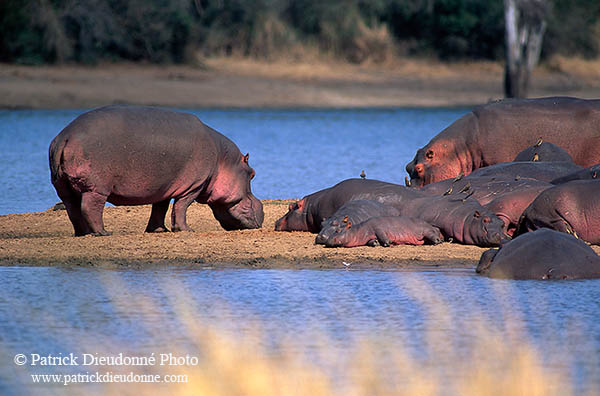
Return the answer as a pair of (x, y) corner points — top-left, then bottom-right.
(1, 57), (599, 109)
(1, 200), (496, 270)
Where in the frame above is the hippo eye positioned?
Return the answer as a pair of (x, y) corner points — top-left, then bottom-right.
(250, 169), (255, 180)
(473, 210), (481, 218)
(425, 150), (434, 160)
(483, 216), (491, 224)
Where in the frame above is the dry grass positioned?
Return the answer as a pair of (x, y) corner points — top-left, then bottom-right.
(6, 274), (593, 396)
(80, 277), (586, 396)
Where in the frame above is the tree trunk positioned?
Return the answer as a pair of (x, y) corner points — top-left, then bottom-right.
(504, 0), (548, 98)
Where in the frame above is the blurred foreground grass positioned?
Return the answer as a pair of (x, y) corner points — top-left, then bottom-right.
(3, 274), (598, 396)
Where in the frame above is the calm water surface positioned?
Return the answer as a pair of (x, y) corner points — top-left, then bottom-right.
(1, 109), (600, 393)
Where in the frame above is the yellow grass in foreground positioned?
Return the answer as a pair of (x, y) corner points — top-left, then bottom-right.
(54, 276), (594, 396)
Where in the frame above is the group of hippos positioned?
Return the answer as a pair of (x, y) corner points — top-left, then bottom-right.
(49, 97), (600, 280)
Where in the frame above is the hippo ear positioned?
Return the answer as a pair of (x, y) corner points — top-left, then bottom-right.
(473, 210), (481, 218)
(343, 215), (349, 223)
(243, 153), (249, 164)
(425, 149), (434, 160)
(288, 203), (295, 211)
(296, 199), (305, 210)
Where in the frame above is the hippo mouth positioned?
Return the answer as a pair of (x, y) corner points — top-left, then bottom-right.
(211, 195), (264, 230)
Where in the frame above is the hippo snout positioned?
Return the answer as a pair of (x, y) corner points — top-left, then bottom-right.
(487, 231), (503, 246)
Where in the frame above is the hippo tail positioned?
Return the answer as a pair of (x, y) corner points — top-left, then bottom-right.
(48, 135), (67, 185)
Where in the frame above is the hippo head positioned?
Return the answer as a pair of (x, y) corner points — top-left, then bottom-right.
(208, 153), (264, 230)
(475, 248), (498, 274)
(274, 199), (310, 232)
(463, 210), (506, 247)
(405, 141), (463, 187)
(316, 217), (352, 245)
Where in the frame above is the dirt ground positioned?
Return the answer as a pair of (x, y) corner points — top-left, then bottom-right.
(0, 200), (499, 270)
(1, 56), (600, 109)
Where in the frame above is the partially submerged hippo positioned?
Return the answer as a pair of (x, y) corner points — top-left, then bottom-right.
(551, 164), (600, 184)
(324, 216), (443, 248)
(515, 180), (600, 244)
(49, 105), (264, 236)
(397, 194), (506, 247)
(274, 179), (425, 233)
(315, 200), (400, 245)
(513, 141), (574, 163)
(477, 229), (600, 280)
(406, 97), (600, 186)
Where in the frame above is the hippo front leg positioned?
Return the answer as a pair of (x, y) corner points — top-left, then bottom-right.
(80, 191), (111, 236)
(146, 199), (170, 233)
(171, 192), (199, 232)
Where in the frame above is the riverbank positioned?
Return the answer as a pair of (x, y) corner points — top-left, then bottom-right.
(1, 200), (494, 269)
(1, 56), (599, 109)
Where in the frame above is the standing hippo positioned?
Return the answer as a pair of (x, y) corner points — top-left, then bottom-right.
(324, 216), (444, 248)
(477, 229), (600, 280)
(513, 141), (574, 162)
(406, 97), (600, 186)
(515, 180), (600, 244)
(397, 195), (506, 247)
(550, 164), (600, 184)
(49, 105), (264, 236)
(315, 200), (400, 245)
(274, 179), (426, 233)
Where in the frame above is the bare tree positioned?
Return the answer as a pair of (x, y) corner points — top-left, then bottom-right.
(504, 0), (549, 98)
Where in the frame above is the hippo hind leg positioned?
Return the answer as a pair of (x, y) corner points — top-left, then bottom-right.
(81, 191), (111, 236)
(146, 199), (171, 233)
(54, 180), (91, 236)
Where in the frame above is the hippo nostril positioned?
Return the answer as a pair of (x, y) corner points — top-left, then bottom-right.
(488, 232), (502, 245)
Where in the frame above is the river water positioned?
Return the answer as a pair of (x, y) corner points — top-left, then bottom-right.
(1, 108), (599, 394)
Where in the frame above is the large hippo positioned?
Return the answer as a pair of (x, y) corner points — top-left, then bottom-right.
(476, 229), (600, 280)
(397, 195), (506, 247)
(406, 97), (600, 186)
(512, 142), (574, 163)
(515, 180), (600, 244)
(551, 164), (600, 184)
(315, 200), (400, 245)
(323, 216), (443, 248)
(49, 105), (264, 236)
(274, 179), (426, 233)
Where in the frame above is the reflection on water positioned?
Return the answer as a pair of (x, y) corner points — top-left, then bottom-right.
(0, 267), (599, 393)
(0, 107), (467, 214)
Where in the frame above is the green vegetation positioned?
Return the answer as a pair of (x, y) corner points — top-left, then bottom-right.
(1, 0), (598, 65)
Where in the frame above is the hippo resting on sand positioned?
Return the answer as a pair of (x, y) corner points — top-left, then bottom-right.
(551, 164), (600, 184)
(315, 200), (400, 244)
(274, 179), (425, 233)
(406, 97), (600, 187)
(483, 185), (552, 237)
(49, 105), (264, 236)
(513, 141), (574, 163)
(397, 194), (505, 247)
(420, 175), (552, 206)
(477, 229), (600, 280)
(515, 180), (600, 244)
(323, 216), (444, 248)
